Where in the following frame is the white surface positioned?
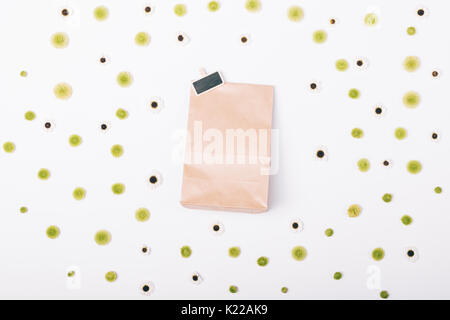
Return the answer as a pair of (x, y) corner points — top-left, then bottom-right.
(1, 0), (450, 299)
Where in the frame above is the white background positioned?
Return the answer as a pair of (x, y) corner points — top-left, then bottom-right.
(0, 0), (450, 299)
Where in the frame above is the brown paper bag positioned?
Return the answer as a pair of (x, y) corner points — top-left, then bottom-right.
(180, 71), (274, 213)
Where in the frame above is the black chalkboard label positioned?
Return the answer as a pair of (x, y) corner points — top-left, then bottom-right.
(192, 72), (224, 95)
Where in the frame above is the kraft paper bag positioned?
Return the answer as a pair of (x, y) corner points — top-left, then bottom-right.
(180, 71), (274, 213)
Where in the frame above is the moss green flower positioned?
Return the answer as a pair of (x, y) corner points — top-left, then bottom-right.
(94, 6), (109, 21)
(407, 160), (422, 174)
(401, 215), (413, 226)
(291, 246), (307, 261)
(135, 32), (150, 46)
(73, 187), (86, 200)
(313, 30), (327, 44)
(69, 134), (82, 147)
(3, 142), (15, 153)
(117, 72), (133, 88)
(229, 247), (241, 258)
(54, 82), (72, 100)
(380, 290), (389, 299)
(105, 271), (117, 282)
(351, 128), (364, 139)
(20, 206), (28, 214)
(95, 230), (111, 245)
(325, 228), (334, 237)
(357, 158), (370, 172)
(257, 256), (269, 266)
(287, 6), (304, 22)
(24, 111), (36, 121)
(348, 88), (360, 99)
(407, 26), (416, 36)
(245, 0), (261, 12)
(364, 13), (378, 26)
(116, 108), (128, 120)
(135, 208), (150, 222)
(51, 32), (69, 48)
(348, 204), (361, 217)
(334, 272), (342, 280)
(395, 127), (407, 140)
(372, 248), (385, 261)
(110, 145), (124, 158)
(434, 186), (442, 194)
(38, 168), (50, 180)
(46, 226), (60, 239)
(111, 183), (125, 194)
(20, 71), (28, 77)
(403, 56), (420, 72)
(208, 1), (220, 12)
(281, 287), (288, 293)
(181, 245), (192, 258)
(229, 285), (238, 293)
(403, 91), (420, 108)
(335, 59), (349, 71)
(174, 4), (187, 16)
(382, 193), (392, 203)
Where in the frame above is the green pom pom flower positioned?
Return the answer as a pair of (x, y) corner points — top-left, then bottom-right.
(313, 30), (327, 43)
(257, 256), (269, 266)
(38, 168), (50, 180)
(208, 1), (220, 12)
(364, 13), (378, 26)
(380, 290), (389, 299)
(348, 88), (360, 99)
(325, 228), (334, 237)
(291, 246), (307, 261)
(3, 142), (15, 153)
(382, 193), (392, 203)
(69, 134), (82, 147)
(334, 272), (342, 280)
(54, 82), (72, 100)
(111, 183), (125, 195)
(116, 108), (128, 120)
(403, 56), (420, 72)
(181, 245), (192, 258)
(105, 271), (117, 282)
(73, 187), (86, 200)
(174, 4), (187, 16)
(46, 225), (60, 239)
(407, 160), (422, 174)
(287, 6), (304, 22)
(51, 32), (69, 48)
(407, 27), (416, 36)
(401, 215), (413, 226)
(357, 158), (370, 172)
(372, 248), (385, 261)
(25, 111), (36, 121)
(229, 247), (241, 258)
(94, 6), (109, 21)
(395, 127), (407, 140)
(403, 91), (420, 108)
(434, 186), (442, 194)
(335, 59), (349, 72)
(135, 208), (150, 222)
(110, 145), (124, 158)
(117, 72), (133, 88)
(95, 230), (111, 245)
(135, 32), (150, 46)
(229, 285), (238, 293)
(348, 204), (361, 218)
(245, 0), (261, 12)
(351, 128), (364, 139)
